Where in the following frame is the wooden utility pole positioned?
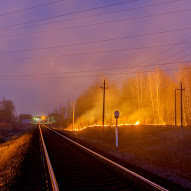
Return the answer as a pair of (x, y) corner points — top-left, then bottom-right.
(72, 100), (75, 131)
(60, 104), (62, 120)
(175, 89), (176, 127)
(101, 80), (108, 136)
(177, 81), (185, 140)
(103, 80), (105, 129)
(56, 109), (58, 122)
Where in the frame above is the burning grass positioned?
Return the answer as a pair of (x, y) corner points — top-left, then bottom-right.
(0, 131), (32, 190)
(63, 125), (191, 189)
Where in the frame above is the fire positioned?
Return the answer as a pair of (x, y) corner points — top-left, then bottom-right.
(66, 121), (169, 131)
(134, 121), (140, 125)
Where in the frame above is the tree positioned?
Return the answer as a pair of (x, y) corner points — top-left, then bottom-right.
(0, 98), (15, 122)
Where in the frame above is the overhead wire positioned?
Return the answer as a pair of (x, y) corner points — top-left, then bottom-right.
(112, 50), (191, 85)
(0, 60), (190, 80)
(0, 3), (190, 36)
(1, 32), (191, 80)
(0, 41), (191, 56)
(110, 32), (191, 83)
(0, 0), (138, 30)
(0, 0), (66, 17)
(1, 0), (183, 32)
(130, 34), (191, 67)
(0, 66), (190, 81)
(0, 0), (190, 83)
(1, 27), (191, 53)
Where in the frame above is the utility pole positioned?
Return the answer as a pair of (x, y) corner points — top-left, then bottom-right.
(177, 81), (185, 140)
(175, 89), (176, 127)
(101, 80), (108, 137)
(60, 104), (62, 120)
(103, 80), (105, 130)
(56, 109), (58, 122)
(72, 100), (75, 131)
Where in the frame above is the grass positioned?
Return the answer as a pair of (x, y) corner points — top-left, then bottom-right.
(62, 125), (191, 188)
(0, 131), (32, 190)
(0, 124), (32, 143)
(0, 124), (13, 143)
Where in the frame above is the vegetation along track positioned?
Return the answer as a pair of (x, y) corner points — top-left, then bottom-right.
(13, 126), (52, 190)
(40, 125), (169, 191)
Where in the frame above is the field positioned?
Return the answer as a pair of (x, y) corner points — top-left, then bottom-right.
(0, 124), (33, 190)
(0, 123), (33, 143)
(62, 125), (191, 189)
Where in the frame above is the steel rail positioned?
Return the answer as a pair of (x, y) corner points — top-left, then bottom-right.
(43, 125), (169, 191)
(39, 125), (59, 191)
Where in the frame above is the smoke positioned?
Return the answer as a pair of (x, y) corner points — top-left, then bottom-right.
(70, 66), (191, 129)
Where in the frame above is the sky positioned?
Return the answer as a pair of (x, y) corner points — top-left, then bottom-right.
(0, 0), (191, 115)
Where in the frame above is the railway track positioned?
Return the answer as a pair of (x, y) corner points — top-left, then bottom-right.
(39, 125), (169, 191)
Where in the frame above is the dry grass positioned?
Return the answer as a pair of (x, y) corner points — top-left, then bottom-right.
(0, 131), (32, 190)
(63, 125), (191, 188)
(0, 124), (32, 143)
(0, 125), (14, 143)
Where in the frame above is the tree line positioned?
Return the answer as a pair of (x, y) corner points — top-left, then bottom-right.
(56, 67), (191, 129)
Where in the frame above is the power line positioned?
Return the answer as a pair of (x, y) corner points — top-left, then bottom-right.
(0, 40), (190, 81)
(112, 37), (191, 84)
(112, 49), (191, 84)
(155, 44), (191, 65)
(113, 66), (191, 86)
(0, 66), (190, 81)
(110, 33), (191, 83)
(0, 41), (191, 56)
(0, 0), (138, 30)
(3, 0), (183, 32)
(132, 34), (191, 67)
(1, 4), (191, 33)
(0, 60), (190, 79)
(1, 26), (191, 52)
(0, 1), (190, 82)
(0, 39), (190, 79)
(0, 0), (65, 17)
(0, 32), (188, 82)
